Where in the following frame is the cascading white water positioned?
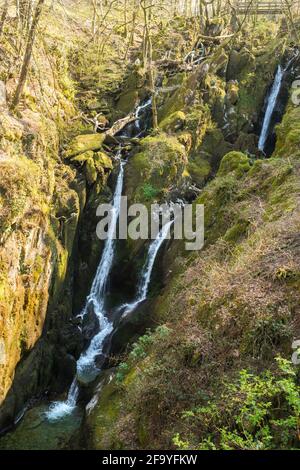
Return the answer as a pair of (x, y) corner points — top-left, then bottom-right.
(46, 98), (159, 422)
(135, 98), (152, 132)
(258, 65), (284, 153)
(46, 157), (125, 421)
(121, 220), (173, 316)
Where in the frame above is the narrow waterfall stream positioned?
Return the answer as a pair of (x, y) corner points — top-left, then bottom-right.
(258, 64), (284, 153)
(44, 98), (172, 422)
(120, 220), (173, 316)
(46, 156), (126, 421)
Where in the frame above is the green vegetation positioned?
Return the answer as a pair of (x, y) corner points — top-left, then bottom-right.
(1, 0), (300, 454)
(174, 358), (300, 450)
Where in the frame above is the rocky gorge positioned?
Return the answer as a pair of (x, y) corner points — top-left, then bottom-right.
(0, 1), (300, 451)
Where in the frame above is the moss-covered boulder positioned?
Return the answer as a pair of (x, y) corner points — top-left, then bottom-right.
(65, 133), (106, 158)
(159, 111), (186, 133)
(114, 68), (146, 118)
(125, 132), (188, 205)
(227, 48), (255, 81)
(218, 151), (250, 176)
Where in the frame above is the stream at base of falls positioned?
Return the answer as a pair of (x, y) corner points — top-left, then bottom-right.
(0, 98), (174, 450)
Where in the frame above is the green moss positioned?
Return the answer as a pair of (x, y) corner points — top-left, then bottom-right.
(85, 158), (98, 185)
(187, 159), (211, 186)
(142, 183), (159, 200)
(65, 133), (106, 158)
(126, 133), (187, 204)
(159, 111), (186, 133)
(197, 174), (239, 244)
(0, 155), (41, 234)
(275, 103), (300, 157)
(94, 152), (113, 170)
(218, 151), (250, 177)
(70, 150), (94, 164)
(224, 219), (249, 243)
(116, 89), (139, 116)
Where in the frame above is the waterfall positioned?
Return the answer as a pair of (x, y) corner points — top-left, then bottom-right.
(45, 99), (162, 422)
(76, 158), (126, 382)
(46, 157), (125, 422)
(134, 97), (152, 134)
(121, 220), (173, 316)
(258, 65), (284, 153)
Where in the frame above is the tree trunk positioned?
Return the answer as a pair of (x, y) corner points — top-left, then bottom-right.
(141, 0), (158, 129)
(0, 0), (9, 39)
(12, 0), (45, 109)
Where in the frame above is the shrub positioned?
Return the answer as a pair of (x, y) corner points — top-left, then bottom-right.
(174, 357), (300, 450)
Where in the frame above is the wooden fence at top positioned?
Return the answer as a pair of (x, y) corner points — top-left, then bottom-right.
(235, 0), (298, 14)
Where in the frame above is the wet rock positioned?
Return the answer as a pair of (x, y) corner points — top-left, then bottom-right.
(82, 303), (100, 343)
(58, 323), (84, 359)
(51, 352), (77, 393)
(109, 301), (154, 357)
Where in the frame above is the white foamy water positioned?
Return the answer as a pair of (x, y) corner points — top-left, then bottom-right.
(46, 379), (79, 421)
(46, 158), (125, 421)
(121, 220), (173, 316)
(135, 98), (152, 132)
(258, 65), (284, 152)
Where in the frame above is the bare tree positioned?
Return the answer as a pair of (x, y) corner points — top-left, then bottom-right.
(141, 0), (158, 129)
(12, 0), (45, 109)
(0, 0), (9, 39)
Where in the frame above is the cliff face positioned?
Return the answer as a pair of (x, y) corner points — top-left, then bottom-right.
(0, 8), (122, 427)
(0, 58), (82, 421)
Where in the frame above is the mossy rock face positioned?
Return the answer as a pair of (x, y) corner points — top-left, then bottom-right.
(212, 48), (228, 77)
(116, 89), (139, 116)
(187, 159), (211, 186)
(226, 80), (239, 105)
(85, 158), (98, 185)
(65, 133), (106, 158)
(70, 150), (94, 164)
(85, 372), (123, 450)
(227, 49), (255, 81)
(125, 133), (187, 205)
(159, 111), (186, 133)
(94, 152), (113, 170)
(199, 128), (233, 171)
(275, 103), (300, 157)
(218, 151), (250, 177)
(233, 132), (258, 155)
(114, 68), (146, 118)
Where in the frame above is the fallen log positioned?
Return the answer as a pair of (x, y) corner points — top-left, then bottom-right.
(106, 112), (137, 137)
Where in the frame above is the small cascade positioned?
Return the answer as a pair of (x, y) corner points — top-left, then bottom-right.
(46, 157), (126, 421)
(121, 220), (173, 316)
(118, 97), (152, 138)
(258, 65), (284, 153)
